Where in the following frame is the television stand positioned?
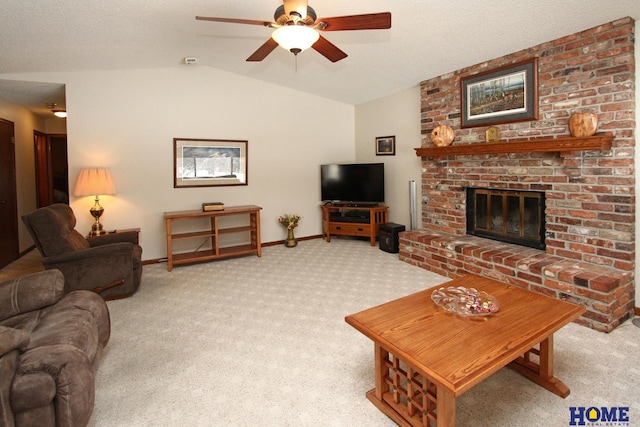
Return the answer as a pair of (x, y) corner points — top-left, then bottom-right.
(321, 204), (388, 246)
(324, 201), (380, 208)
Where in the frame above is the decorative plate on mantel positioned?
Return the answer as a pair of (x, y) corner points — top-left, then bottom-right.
(431, 286), (500, 317)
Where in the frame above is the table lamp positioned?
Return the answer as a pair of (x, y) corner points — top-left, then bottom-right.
(73, 168), (117, 236)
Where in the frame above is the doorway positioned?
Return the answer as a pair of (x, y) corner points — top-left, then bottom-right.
(0, 118), (19, 268)
(34, 132), (68, 207)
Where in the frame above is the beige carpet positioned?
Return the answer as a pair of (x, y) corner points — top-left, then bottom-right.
(83, 238), (638, 426)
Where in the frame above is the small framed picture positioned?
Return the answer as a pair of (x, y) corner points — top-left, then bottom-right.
(375, 136), (395, 156)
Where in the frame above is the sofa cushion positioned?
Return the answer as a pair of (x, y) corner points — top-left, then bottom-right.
(22, 204), (90, 256)
(26, 293), (104, 362)
(0, 348), (20, 427)
(0, 270), (65, 322)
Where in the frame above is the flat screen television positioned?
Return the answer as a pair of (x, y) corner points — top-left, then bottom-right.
(320, 163), (385, 204)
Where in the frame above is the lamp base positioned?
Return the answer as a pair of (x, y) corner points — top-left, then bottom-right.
(89, 221), (106, 236)
(89, 197), (106, 236)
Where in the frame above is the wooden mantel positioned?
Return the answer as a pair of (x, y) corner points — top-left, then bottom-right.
(414, 133), (613, 158)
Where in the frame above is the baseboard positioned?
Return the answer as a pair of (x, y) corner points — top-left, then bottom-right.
(18, 245), (36, 258)
(635, 307), (639, 317)
(262, 234), (323, 247)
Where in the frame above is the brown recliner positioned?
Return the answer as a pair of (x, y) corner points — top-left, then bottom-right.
(21, 203), (142, 300)
(0, 269), (110, 427)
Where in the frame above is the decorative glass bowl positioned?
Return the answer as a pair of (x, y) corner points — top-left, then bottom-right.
(431, 286), (500, 316)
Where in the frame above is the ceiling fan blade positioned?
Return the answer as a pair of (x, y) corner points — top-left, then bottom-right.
(317, 12), (391, 31)
(312, 35), (347, 62)
(246, 38), (279, 62)
(196, 16), (274, 27)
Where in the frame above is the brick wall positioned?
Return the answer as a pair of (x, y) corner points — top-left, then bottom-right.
(400, 17), (635, 331)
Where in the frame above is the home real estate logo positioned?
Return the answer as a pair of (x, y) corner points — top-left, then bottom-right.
(569, 406), (630, 426)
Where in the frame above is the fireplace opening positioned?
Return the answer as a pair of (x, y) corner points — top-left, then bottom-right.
(466, 188), (546, 250)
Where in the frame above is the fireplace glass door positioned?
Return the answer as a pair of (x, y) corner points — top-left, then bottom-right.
(467, 188), (545, 249)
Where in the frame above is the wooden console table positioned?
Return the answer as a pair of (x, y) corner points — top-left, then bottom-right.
(321, 204), (388, 246)
(164, 205), (261, 272)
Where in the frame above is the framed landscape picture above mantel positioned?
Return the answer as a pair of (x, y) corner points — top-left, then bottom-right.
(460, 58), (539, 128)
(174, 138), (248, 188)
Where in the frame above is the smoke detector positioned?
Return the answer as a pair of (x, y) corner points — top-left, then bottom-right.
(184, 57), (198, 65)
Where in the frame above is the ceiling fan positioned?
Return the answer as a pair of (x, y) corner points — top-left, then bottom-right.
(196, 0), (391, 63)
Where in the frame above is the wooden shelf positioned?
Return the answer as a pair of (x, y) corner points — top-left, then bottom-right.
(164, 205), (262, 271)
(171, 244), (257, 266)
(414, 133), (613, 158)
(171, 230), (216, 240)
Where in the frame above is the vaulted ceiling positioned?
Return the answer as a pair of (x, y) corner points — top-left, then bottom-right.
(1, 0), (638, 117)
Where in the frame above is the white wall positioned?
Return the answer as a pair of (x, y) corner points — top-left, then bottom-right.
(0, 96), (45, 252)
(354, 86), (423, 228)
(7, 67), (355, 260)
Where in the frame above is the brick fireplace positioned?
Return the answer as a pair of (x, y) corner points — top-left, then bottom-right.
(399, 17), (635, 332)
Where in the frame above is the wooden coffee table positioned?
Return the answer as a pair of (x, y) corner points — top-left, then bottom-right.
(345, 274), (585, 427)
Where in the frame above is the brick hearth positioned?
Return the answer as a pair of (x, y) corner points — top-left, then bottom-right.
(400, 17), (636, 332)
(399, 231), (633, 332)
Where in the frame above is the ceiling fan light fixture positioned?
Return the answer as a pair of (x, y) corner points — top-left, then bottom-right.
(283, 0), (308, 20)
(46, 103), (67, 118)
(272, 25), (319, 54)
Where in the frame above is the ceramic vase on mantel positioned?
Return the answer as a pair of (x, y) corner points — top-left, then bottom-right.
(569, 112), (598, 137)
(284, 228), (297, 248)
(431, 125), (455, 147)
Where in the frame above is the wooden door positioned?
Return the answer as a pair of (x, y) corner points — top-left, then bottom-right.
(0, 118), (19, 268)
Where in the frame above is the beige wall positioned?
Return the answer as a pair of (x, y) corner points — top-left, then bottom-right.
(354, 86), (423, 228)
(0, 96), (45, 252)
(6, 67), (355, 260)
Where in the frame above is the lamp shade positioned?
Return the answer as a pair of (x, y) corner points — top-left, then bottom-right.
(73, 168), (117, 197)
(272, 25), (319, 52)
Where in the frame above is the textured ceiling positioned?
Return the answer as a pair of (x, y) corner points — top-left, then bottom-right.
(1, 0), (639, 118)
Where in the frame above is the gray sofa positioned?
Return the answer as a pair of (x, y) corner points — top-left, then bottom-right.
(22, 203), (142, 300)
(0, 269), (110, 427)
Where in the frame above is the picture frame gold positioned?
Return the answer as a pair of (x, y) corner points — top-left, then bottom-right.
(485, 127), (500, 142)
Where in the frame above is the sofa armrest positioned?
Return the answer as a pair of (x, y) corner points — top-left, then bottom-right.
(0, 270), (65, 322)
(43, 242), (134, 265)
(14, 344), (95, 427)
(42, 244), (134, 295)
(88, 231), (138, 246)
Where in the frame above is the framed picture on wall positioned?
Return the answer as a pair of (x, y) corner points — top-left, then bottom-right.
(460, 58), (539, 128)
(375, 136), (396, 156)
(173, 138), (248, 188)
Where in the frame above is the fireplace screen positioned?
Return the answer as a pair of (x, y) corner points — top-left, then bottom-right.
(466, 188), (545, 249)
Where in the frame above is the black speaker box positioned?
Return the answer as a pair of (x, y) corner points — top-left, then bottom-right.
(379, 222), (405, 253)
